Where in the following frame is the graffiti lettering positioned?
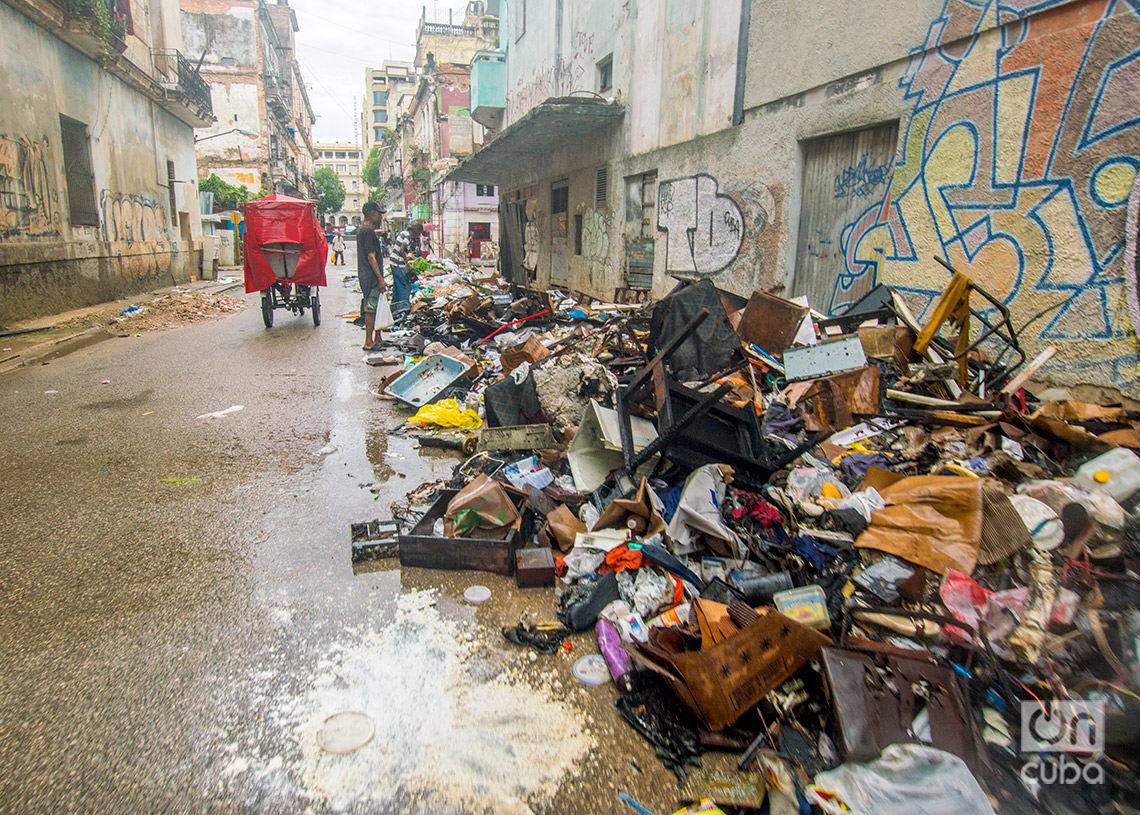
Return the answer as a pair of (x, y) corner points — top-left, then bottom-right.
(0, 135), (57, 237)
(833, 153), (893, 199)
(581, 208), (608, 260)
(99, 191), (168, 243)
(886, 0), (1140, 392)
(657, 174), (744, 276)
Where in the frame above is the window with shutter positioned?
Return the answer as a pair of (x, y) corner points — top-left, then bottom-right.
(59, 115), (98, 227)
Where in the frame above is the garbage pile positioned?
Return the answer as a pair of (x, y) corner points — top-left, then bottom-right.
(357, 262), (1140, 815)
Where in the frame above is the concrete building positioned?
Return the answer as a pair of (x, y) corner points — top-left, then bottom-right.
(361, 61), (415, 158)
(0, 0), (215, 325)
(314, 142), (364, 227)
(181, 0), (317, 199)
(451, 0), (1140, 398)
(371, 2), (500, 260)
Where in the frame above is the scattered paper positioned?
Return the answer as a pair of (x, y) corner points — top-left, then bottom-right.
(197, 404), (244, 419)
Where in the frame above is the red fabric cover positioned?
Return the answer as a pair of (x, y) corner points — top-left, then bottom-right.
(242, 195), (328, 293)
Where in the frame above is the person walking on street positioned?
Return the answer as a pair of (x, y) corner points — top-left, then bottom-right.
(356, 202), (387, 351)
(390, 221), (423, 322)
(331, 232), (346, 266)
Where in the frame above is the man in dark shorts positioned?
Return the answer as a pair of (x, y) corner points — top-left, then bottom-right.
(356, 202), (386, 351)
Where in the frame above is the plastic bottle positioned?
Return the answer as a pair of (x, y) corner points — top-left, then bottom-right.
(1072, 448), (1140, 505)
(596, 619), (634, 692)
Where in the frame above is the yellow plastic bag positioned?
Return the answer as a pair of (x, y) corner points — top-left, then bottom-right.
(410, 398), (482, 429)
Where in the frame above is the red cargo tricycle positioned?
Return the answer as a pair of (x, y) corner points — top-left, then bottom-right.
(242, 194), (328, 328)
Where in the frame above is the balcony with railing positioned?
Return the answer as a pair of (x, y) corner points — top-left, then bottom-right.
(152, 48), (214, 128)
(264, 75), (293, 122)
(12, 0), (129, 63)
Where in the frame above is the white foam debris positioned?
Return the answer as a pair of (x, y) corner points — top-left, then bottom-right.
(230, 589), (594, 812)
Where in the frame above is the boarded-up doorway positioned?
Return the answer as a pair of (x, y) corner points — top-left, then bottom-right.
(793, 122), (898, 315)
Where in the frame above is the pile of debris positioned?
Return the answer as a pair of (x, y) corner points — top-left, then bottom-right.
(112, 290), (245, 333)
(354, 260), (1140, 815)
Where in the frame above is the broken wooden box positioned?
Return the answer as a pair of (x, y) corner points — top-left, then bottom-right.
(398, 488), (533, 576)
(515, 547), (556, 587)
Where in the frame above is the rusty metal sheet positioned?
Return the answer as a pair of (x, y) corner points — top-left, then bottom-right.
(735, 291), (809, 357)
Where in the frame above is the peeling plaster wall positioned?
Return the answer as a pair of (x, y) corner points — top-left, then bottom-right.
(0, 1), (200, 325)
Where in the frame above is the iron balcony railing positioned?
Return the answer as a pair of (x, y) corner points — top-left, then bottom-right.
(153, 49), (212, 116)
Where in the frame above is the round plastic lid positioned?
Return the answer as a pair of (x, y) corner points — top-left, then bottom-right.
(1094, 470), (1111, 484)
(572, 654), (611, 686)
(464, 585), (492, 604)
(317, 711), (375, 754)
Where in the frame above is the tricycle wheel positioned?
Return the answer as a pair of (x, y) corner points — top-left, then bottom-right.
(311, 290), (321, 326)
(261, 290), (274, 328)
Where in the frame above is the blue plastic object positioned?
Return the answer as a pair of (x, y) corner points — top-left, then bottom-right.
(384, 354), (468, 407)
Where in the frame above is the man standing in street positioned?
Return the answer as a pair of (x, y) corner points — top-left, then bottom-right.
(331, 231), (346, 265)
(356, 202), (386, 351)
(390, 220), (423, 322)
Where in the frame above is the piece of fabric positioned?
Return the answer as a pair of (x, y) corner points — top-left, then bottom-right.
(600, 544), (644, 574)
(666, 465), (742, 559)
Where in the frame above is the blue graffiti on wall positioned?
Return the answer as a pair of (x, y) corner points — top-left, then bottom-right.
(831, 0), (1140, 389)
(833, 153), (894, 199)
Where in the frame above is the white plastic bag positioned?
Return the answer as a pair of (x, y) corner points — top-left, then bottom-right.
(809, 744), (995, 815)
(375, 295), (394, 330)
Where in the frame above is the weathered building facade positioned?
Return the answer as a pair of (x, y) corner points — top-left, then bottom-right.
(314, 142), (363, 227)
(452, 0), (1140, 397)
(0, 0), (214, 325)
(375, 2), (502, 260)
(181, 0), (316, 199)
(362, 61), (415, 158)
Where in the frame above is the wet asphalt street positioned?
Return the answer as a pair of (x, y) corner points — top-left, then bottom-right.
(0, 248), (693, 815)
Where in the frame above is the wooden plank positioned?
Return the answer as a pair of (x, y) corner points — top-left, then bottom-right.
(1002, 346), (1057, 397)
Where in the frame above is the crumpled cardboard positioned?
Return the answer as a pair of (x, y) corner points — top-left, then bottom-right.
(443, 473), (521, 538)
(538, 504), (586, 553)
(635, 607), (829, 731)
(500, 335), (550, 374)
(593, 477), (666, 540)
(666, 464), (742, 558)
(855, 475), (984, 574)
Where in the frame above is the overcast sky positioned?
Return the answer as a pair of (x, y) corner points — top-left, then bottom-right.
(288, 0), (475, 145)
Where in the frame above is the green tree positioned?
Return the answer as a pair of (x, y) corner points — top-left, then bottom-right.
(363, 145), (381, 189)
(314, 167), (346, 217)
(199, 173), (254, 208)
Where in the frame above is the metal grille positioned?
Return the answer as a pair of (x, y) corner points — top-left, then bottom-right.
(59, 115), (97, 227)
(167, 160), (177, 226)
(595, 167), (608, 207)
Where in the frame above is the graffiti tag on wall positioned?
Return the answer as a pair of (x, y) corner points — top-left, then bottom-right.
(833, 153), (893, 198)
(99, 191), (167, 243)
(581, 208), (609, 260)
(0, 135), (57, 237)
(657, 174), (744, 276)
(876, 0), (1140, 390)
